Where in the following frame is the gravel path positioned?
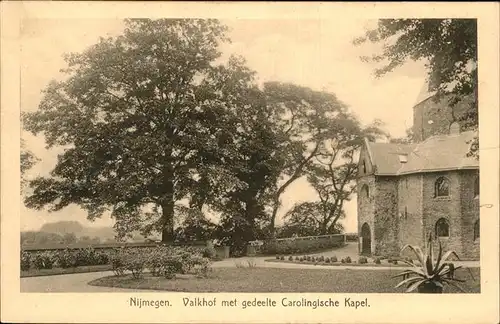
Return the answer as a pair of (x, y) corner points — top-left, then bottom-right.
(21, 243), (479, 292)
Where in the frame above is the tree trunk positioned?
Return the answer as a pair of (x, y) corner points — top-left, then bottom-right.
(161, 179), (175, 243)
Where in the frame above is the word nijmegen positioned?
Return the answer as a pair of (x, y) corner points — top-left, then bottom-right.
(182, 297), (370, 309)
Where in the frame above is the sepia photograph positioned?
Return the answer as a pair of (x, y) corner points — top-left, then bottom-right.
(19, 16), (481, 294)
(2, 2), (499, 324)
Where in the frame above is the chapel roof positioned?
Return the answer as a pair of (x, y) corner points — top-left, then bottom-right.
(365, 130), (479, 176)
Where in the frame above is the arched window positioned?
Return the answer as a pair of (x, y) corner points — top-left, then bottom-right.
(362, 161), (367, 174)
(361, 184), (370, 199)
(435, 177), (450, 197)
(435, 218), (450, 238)
(473, 219), (480, 241)
(474, 176), (479, 197)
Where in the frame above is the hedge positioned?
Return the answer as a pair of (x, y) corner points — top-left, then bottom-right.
(259, 235), (345, 255)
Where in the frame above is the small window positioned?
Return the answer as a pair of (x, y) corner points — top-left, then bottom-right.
(361, 184), (370, 199)
(474, 176), (479, 198)
(473, 219), (480, 241)
(435, 218), (450, 238)
(435, 177), (450, 197)
(362, 161), (367, 174)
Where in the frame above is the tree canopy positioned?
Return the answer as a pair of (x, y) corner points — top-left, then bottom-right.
(24, 18), (384, 251)
(23, 19), (236, 242)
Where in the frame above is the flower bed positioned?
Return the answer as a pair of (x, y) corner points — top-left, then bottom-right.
(267, 254), (414, 267)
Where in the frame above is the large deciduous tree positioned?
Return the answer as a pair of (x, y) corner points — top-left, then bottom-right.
(262, 83), (349, 237)
(354, 19), (478, 157)
(282, 115), (385, 236)
(22, 19), (246, 242)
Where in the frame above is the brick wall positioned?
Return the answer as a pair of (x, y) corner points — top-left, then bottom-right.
(373, 176), (399, 256)
(413, 94), (474, 141)
(397, 174), (424, 256)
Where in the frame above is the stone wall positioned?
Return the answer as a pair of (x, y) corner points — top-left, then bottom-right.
(413, 94), (475, 141)
(373, 176), (399, 256)
(397, 174), (424, 256)
(422, 171), (464, 256)
(459, 169), (480, 260)
(357, 175), (376, 254)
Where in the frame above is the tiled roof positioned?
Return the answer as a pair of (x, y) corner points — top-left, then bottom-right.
(365, 131), (479, 176)
(365, 141), (416, 175)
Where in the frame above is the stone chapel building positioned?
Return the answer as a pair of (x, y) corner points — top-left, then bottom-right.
(356, 87), (480, 260)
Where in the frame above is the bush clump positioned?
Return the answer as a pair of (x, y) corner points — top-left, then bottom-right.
(32, 252), (55, 270)
(345, 256), (352, 263)
(21, 251), (31, 271)
(325, 257), (331, 263)
(373, 257), (382, 264)
(358, 256), (368, 264)
(288, 256), (293, 261)
(330, 255), (338, 263)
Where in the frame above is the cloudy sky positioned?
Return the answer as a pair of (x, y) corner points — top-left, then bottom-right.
(20, 18), (429, 233)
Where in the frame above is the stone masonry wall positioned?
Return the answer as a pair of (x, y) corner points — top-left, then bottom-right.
(397, 174), (424, 256)
(460, 169), (480, 260)
(357, 175), (376, 254)
(413, 94), (474, 142)
(422, 171), (464, 256)
(373, 176), (399, 256)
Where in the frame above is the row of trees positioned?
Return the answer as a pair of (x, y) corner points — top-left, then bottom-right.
(21, 231), (102, 246)
(22, 19), (478, 254)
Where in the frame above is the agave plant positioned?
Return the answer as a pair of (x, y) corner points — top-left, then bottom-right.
(393, 233), (475, 293)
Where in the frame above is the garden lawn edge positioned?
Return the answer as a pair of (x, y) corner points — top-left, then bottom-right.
(21, 264), (112, 278)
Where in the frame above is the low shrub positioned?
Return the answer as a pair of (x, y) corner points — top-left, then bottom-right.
(345, 256), (352, 263)
(276, 255), (280, 260)
(235, 261), (245, 268)
(373, 257), (382, 264)
(32, 252), (55, 270)
(330, 255), (338, 263)
(111, 251), (126, 276)
(325, 257), (331, 263)
(319, 255), (325, 262)
(21, 251), (31, 271)
(358, 256), (368, 264)
(299, 257), (304, 262)
(122, 249), (146, 279)
(246, 258), (257, 269)
(306, 256), (311, 262)
(56, 249), (77, 269)
(288, 256), (293, 261)
(295, 256), (299, 261)
(280, 255), (285, 261)
(202, 246), (217, 260)
(340, 258), (345, 264)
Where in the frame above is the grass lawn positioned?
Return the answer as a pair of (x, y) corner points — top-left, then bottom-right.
(21, 264), (112, 278)
(89, 267), (480, 293)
